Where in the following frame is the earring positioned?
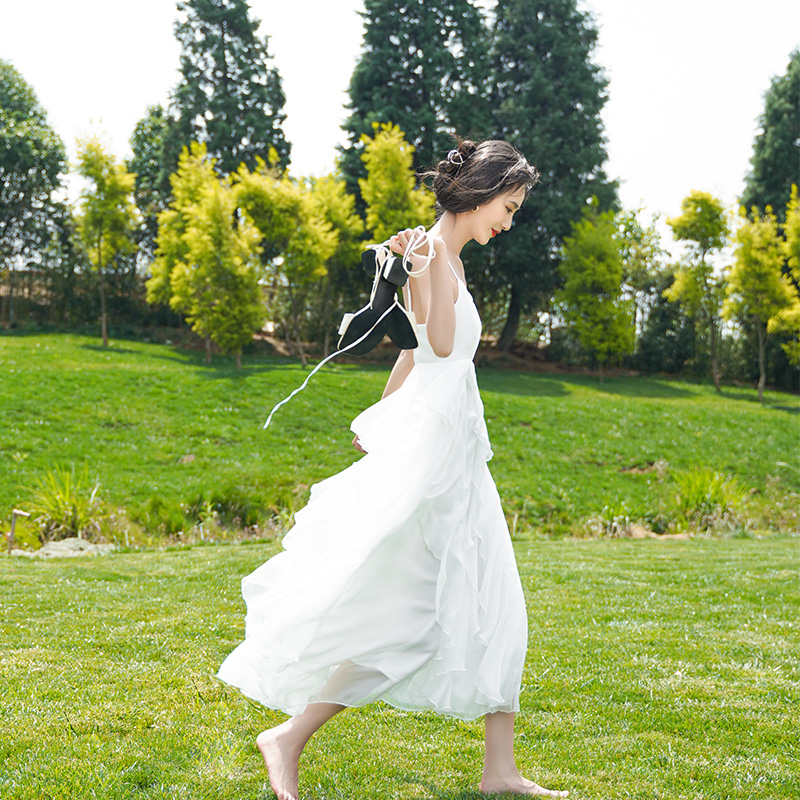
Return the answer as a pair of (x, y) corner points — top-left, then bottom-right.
(472, 206), (479, 213)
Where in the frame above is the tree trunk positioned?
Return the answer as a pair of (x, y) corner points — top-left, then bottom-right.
(283, 319), (292, 355)
(97, 234), (108, 348)
(322, 276), (332, 358)
(756, 320), (766, 403)
(289, 290), (308, 367)
(497, 286), (521, 352)
(99, 270), (108, 348)
(204, 335), (212, 364)
(709, 314), (720, 392)
(295, 328), (307, 368)
(9, 264), (14, 324)
(235, 350), (242, 370)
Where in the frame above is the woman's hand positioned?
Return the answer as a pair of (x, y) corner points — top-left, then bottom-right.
(389, 228), (444, 272)
(352, 434), (367, 454)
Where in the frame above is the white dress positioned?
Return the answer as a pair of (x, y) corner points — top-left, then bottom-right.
(215, 263), (528, 721)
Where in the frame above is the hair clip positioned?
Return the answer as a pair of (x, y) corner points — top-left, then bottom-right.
(447, 149), (464, 166)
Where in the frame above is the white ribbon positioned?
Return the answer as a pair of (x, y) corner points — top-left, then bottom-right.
(262, 230), (434, 430)
(368, 225), (435, 280)
(262, 301), (398, 430)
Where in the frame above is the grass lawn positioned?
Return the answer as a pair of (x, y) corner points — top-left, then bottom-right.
(2, 536), (799, 799)
(0, 332), (797, 541)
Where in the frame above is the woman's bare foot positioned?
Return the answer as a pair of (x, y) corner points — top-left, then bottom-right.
(480, 771), (569, 797)
(256, 724), (302, 800)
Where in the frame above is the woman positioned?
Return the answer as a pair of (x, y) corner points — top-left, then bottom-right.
(216, 139), (568, 799)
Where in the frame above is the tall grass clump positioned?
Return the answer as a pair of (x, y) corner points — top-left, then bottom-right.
(671, 466), (750, 532)
(25, 464), (106, 541)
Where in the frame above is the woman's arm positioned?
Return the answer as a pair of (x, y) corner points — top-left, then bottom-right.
(381, 348), (415, 399)
(352, 348), (414, 453)
(352, 286), (417, 453)
(421, 242), (456, 358)
(391, 232), (455, 358)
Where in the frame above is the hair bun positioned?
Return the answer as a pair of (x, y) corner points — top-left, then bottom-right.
(458, 140), (477, 160)
(437, 140), (477, 178)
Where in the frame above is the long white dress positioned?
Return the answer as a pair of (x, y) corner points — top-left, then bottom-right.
(215, 263), (528, 721)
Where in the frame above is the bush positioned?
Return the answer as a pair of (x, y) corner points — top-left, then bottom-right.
(129, 496), (186, 537)
(26, 464), (106, 542)
(182, 484), (262, 529)
(669, 467), (749, 532)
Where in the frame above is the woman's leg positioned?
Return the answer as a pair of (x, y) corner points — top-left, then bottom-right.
(256, 661), (388, 799)
(481, 711), (568, 797)
(256, 702), (345, 800)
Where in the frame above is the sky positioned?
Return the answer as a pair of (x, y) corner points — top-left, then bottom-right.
(2, 0), (799, 247)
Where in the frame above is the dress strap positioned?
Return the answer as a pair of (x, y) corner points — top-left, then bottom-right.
(447, 260), (465, 285)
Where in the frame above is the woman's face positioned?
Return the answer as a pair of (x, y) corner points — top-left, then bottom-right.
(469, 185), (527, 246)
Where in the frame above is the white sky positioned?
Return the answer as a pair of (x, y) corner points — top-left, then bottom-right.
(2, 0), (799, 245)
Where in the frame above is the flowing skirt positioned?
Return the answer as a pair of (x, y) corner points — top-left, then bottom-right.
(215, 359), (528, 721)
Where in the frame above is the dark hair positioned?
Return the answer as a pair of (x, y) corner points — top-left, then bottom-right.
(421, 139), (540, 214)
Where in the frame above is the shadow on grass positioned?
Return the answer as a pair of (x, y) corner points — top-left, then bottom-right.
(77, 340), (294, 376)
(396, 776), (485, 798)
(478, 371), (571, 398)
(720, 387), (800, 413)
(79, 343), (143, 356)
(397, 775), (544, 799)
(584, 376), (694, 399)
(771, 405), (800, 414)
(480, 370), (699, 400)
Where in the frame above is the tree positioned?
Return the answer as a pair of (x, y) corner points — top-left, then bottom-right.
(769, 184), (800, 365)
(724, 207), (797, 400)
(359, 123), (435, 243)
(635, 265), (697, 375)
(490, 0), (617, 350)
(148, 143), (264, 367)
(0, 60), (67, 323)
(234, 161), (337, 365)
(617, 208), (666, 334)
(742, 49), (800, 221)
(147, 142), (218, 314)
(665, 191), (729, 391)
(307, 173), (366, 356)
(128, 104), (172, 263)
(75, 137), (138, 348)
(555, 203), (634, 378)
(171, 180), (263, 368)
(166, 0), (290, 178)
(340, 0), (490, 198)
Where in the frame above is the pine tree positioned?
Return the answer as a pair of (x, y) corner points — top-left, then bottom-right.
(555, 203), (634, 378)
(489, 0), (617, 350)
(725, 207), (796, 401)
(307, 174), (366, 356)
(172, 178), (264, 368)
(665, 191), (729, 391)
(340, 0), (490, 198)
(742, 49), (800, 222)
(148, 143), (265, 367)
(359, 123), (435, 243)
(233, 162), (337, 365)
(166, 0), (290, 177)
(769, 185), (800, 365)
(128, 104), (171, 262)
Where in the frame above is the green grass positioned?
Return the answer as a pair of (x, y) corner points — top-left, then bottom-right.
(2, 537), (799, 798)
(0, 332), (798, 540)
